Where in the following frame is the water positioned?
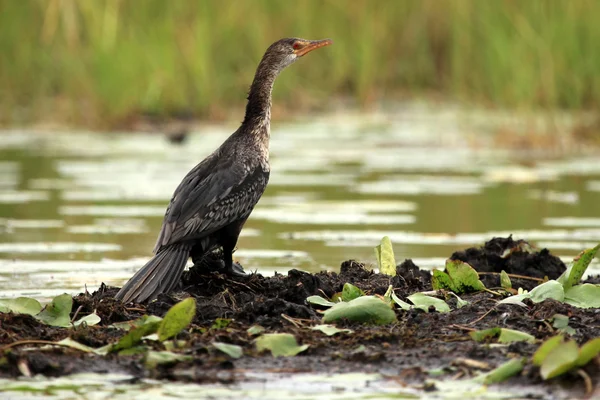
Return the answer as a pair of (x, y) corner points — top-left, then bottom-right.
(1, 108), (600, 299)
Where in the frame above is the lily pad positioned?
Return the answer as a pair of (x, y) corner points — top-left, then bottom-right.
(323, 296), (397, 325)
(374, 236), (396, 276)
(213, 342), (243, 358)
(157, 297), (196, 341)
(255, 333), (309, 357)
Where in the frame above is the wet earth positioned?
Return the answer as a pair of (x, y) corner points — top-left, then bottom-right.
(1, 237), (599, 398)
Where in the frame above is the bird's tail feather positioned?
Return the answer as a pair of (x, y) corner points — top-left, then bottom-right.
(115, 244), (191, 303)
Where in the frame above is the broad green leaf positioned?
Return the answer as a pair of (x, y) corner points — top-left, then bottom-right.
(551, 314), (576, 335)
(431, 269), (454, 291)
(72, 312), (101, 327)
(540, 339), (579, 379)
(306, 295), (336, 307)
(145, 351), (192, 368)
(247, 325), (265, 336)
(35, 294), (73, 327)
(558, 244), (600, 291)
(255, 333), (309, 357)
(500, 270), (512, 289)
(532, 335), (564, 366)
(407, 293), (450, 313)
(473, 358), (525, 384)
(157, 297), (196, 341)
(341, 283), (364, 302)
(470, 328), (534, 344)
(499, 280), (564, 305)
(311, 324), (353, 336)
(110, 319), (161, 352)
(0, 297), (42, 316)
(445, 259), (486, 293)
(211, 318), (232, 329)
(564, 284), (600, 308)
(111, 315), (163, 331)
(323, 296), (397, 325)
(374, 236), (396, 277)
(576, 338), (600, 367)
(213, 342), (243, 358)
(57, 338), (96, 353)
(118, 346), (149, 356)
(391, 292), (412, 311)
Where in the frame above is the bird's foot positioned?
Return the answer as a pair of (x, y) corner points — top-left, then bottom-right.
(225, 260), (247, 277)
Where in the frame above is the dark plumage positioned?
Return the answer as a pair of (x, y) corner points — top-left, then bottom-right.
(116, 38), (332, 303)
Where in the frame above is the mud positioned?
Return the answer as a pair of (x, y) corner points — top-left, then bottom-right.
(0, 237), (598, 398)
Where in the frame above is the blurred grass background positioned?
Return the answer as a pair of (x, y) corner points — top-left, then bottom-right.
(0, 0), (598, 128)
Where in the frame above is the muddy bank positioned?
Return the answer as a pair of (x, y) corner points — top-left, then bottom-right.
(0, 237), (598, 398)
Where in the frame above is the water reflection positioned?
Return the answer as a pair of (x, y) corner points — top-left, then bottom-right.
(0, 112), (599, 299)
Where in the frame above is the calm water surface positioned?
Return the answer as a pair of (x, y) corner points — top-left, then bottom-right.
(1, 109), (599, 299)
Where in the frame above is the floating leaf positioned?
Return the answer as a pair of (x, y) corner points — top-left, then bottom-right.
(157, 297), (196, 341)
(0, 297), (42, 316)
(255, 333), (309, 357)
(432, 260), (485, 294)
(306, 295), (336, 307)
(533, 335), (564, 366)
(341, 283), (364, 302)
(500, 270), (512, 289)
(540, 339), (579, 379)
(311, 324), (353, 336)
(247, 325), (265, 336)
(473, 358), (525, 384)
(145, 351), (192, 368)
(323, 296), (397, 325)
(35, 294), (72, 327)
(407, 293), (450, 313)
(564, 284), (600, 308)
(72, 312), (101, 327)
(374, 236), (396, 277)
(213, 342), (243, 358)
(576, 338), (600, 367)
(110, 319), (161, 352)
(558, 244), (600, 291)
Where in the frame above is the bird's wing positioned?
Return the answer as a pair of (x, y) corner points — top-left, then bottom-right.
(153, 150), (269, 253)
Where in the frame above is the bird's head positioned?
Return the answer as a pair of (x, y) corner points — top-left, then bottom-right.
(261, 38), (333, 72)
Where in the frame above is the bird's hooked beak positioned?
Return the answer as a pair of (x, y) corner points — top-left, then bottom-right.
(293, 39), (333, 57)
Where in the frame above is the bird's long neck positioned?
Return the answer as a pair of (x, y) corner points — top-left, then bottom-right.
(243, 58), (280, 133)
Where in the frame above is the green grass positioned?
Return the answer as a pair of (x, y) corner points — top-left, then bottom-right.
(0, 0), (599, 127)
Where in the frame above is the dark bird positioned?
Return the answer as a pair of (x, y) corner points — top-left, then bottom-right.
(115, 38), (332, 303)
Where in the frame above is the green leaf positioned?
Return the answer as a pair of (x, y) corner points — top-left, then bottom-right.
(247, 325), (265, 336)
(473, 358), (525, 384)
(311, 324), (353, 336)
(255, 333), (309, 357)
(157, 297), (196, 341)
(558, 244), (600, 291)
(532, 335), (564, 366)
(391, 292), (412, 311)
(432, 260), (485, 294)
(213, 342), (243, 358)
(500, 270), (512, 289)
(0, 297), (42, 316)
(306, 295), (336, 307)
(56, 338), (97, 353)
(447, 292), (469, 308)
(551, 314), (576, 335)
(144, 351), (192, 369)
(540, 339), (579, 379)
(35, 294), (72, 327)
(341, 283), (364, 302)
(470, 328), (534, 344)
(407, 293), (450, 313)
(72, 312), (101, 327)
(211, 318), (232, 330)
(499, 280), (564, 306)
(110, 319), (161, 352)
(323, 296), (397, 325)
(111, 315), (163, 331)
(374, 236), (396, 277)
(564, 284), (600, 308)
(576, 338), (600, 367)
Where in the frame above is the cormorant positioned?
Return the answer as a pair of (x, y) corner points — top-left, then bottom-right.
(115, 38), (332, 303)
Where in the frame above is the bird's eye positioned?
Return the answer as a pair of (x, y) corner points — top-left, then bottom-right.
(292, 42), (301, 50)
